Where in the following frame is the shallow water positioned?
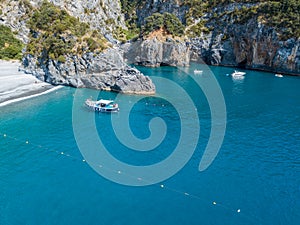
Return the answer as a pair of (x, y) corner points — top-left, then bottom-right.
(0, 65), (299, 225)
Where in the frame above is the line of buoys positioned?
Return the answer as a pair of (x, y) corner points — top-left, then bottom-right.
(1, 131), (260, 224)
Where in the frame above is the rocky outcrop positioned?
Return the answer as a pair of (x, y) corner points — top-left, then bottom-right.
(0, 0), (125, 43)
(1, 0), (155, 95)
(0, 0), (31, 43)
(21, 48), (155, 95)
(43, 0), (126, 40)
(190, 19), (300, 75)
(135, 0), (188, 25)
(1, 0), (299, 76)
(123, 37), (190, 67)
(125, 0), (300, 75)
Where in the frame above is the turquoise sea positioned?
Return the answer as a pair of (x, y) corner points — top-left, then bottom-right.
(0, 65), (299, 225)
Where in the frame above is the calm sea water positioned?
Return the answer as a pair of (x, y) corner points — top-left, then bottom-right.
(0, 65), (299, 225)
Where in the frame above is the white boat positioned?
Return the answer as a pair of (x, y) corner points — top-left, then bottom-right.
(85, 99), (119, 112)
(231, 70), (246, 77)
(275, 73), (283, 78)
(194, 69), (203, 74)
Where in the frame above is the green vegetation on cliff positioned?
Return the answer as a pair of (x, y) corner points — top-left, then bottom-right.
(120, 1), (185, 37)
(0, 25), (23, 60)
(142, 13), (185, 37)
(184, 0), (300, 38)
(258, 1), (300, 38)
(27, 0), (108, 62)
(121, 0), (299, 39)
(119, 0), (141, 40)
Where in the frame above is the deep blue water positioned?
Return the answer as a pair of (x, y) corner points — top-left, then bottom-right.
(0, 65), (299, 225)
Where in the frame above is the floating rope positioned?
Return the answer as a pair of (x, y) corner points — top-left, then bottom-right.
(0, 131), (261, 224)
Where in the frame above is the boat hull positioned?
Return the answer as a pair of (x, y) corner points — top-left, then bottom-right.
(85, 100), (119, 113)
(231, 70), (246, 77)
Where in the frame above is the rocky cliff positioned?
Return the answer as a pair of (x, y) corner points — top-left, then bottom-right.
(135, 0), (188, 26)
(21, 47), (155, 95)
(0, 0), (155, 94)
(189, 12), (300, 75)
(1, 0), (299, 80)
(0, 0), (126, 43)
(122, 35), (190, 67)
(121, 0), (300, 75)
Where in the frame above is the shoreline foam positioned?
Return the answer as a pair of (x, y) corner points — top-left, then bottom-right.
(0, 60), (63, 107)
(0, 85), (63, 107)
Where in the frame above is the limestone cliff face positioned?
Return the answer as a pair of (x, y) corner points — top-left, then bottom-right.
(135, 0), (188, 25)
(123, 37), (190, 67)
(22, 48), (155, 94)
(0, 0), (31, 43)
(41, 0), (126, 41)
(130, 0), (299, 75)
(190, 19), (300, 75)
(0, 0), (155, 94)
(1, 0), (299, 77)
(0, 0), (126, 42)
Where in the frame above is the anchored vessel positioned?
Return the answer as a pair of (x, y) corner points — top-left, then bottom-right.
(85, 99), (119, 112)
(194, 69), (203, 74)
(275, 73), (283, 78)
(231, 70), (246, 77)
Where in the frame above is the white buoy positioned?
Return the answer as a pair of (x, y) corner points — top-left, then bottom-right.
(118, 170), (121, 174)
(3, 134), (6, 137)
(26, 141), (29, 144)
(237, 209), (241, 213)
(82, 159), (86, 162)
(160, 184), (164, 188)
(61, 152), (64, 155)
(213, 201), (217, 205)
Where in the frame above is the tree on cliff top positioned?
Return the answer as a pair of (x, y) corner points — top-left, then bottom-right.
(27, 0), (108, 62)
(142, 12), (185, 37)
(0, 25), (23, 60)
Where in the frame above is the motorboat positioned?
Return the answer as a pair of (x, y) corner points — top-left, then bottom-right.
(194, 69), (203, 74)
(85, 99), (119, 112)
(231, 70), (246, 77)
(275, 73), (283, 78)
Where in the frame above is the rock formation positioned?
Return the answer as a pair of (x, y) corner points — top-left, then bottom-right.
(125, 0), (300, 75)
(21, 48), (155, 95)
(190, 20), (300, 75)
(0, 0), (155, 94)
(123, 36), (190, 67)
(0, 0), (126, 43)
(1, 0), (299, 79)
(135, 0), (188, 26)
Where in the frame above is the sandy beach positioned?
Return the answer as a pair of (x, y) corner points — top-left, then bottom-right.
(0, 60), (62, 107)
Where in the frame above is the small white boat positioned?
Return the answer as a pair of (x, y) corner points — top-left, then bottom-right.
(231, 70), (246, 77)
(194, 69), (203, 74)
(85, 99), (119, 112)
(275, 73), (283, 78)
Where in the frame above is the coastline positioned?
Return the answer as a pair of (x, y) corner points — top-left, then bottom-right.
(0, 60), (63, 107)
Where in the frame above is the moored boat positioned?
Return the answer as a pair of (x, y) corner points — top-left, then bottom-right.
(275, 73), (283, 78)
(85, 99), (119, 112)
(194, 69), (203, 74)
(231, 70), (246, 77)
